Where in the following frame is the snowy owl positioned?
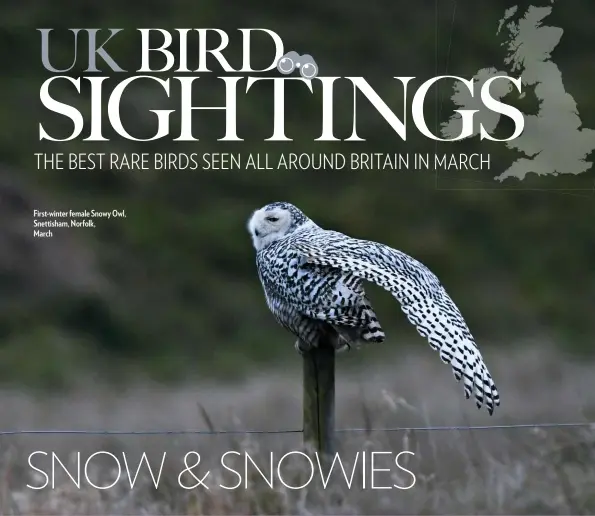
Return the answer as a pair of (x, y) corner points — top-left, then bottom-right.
(247, 201), (500, 415)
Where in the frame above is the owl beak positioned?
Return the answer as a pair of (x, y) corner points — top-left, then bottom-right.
(254, 229), (261, 237)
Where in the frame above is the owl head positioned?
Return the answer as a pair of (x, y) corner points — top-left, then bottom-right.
(247, 202), (310, 250)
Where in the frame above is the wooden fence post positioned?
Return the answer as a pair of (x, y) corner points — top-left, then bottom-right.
(302, 337), (336, 462)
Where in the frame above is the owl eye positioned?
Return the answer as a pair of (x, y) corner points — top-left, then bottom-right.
(266, 216), (279, 222)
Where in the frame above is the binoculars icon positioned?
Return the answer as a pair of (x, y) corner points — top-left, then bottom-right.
(276, 51), (319, 79)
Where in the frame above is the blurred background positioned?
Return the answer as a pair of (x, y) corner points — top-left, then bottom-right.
(1, 0), (595, 514)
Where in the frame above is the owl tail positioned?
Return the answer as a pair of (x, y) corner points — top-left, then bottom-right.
(334, 305), (386, 350)
(360, 303), (386, 343)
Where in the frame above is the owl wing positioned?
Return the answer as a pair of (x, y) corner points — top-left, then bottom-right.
(291, 231), (500, 415)
(257, 246), (375, 328)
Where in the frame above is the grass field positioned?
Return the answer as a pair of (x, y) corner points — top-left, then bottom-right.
(0, 342), (593, 515)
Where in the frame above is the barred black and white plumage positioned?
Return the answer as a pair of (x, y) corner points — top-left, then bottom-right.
(247, 201), (500, 415)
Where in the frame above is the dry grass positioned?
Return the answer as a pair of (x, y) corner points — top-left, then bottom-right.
(0, 342), (594, 515)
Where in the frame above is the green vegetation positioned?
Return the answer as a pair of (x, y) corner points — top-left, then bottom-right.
(0, 0), (593, 387)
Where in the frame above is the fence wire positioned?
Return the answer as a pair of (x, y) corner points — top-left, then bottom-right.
(0, 422), (592, 436)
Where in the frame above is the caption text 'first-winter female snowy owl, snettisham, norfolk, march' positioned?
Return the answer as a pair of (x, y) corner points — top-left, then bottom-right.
(247, 201), (500, 415)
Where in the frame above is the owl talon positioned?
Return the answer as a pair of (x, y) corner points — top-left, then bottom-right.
(294, 340), (309, 354)
(337, 340), (351, 352)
